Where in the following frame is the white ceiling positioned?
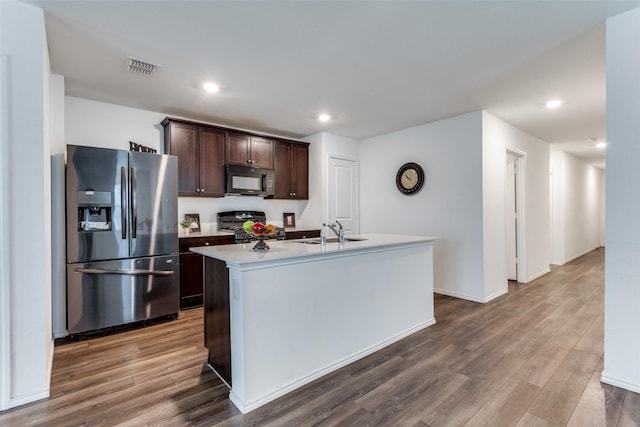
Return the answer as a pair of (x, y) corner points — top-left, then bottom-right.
(27, 1), (640, 169)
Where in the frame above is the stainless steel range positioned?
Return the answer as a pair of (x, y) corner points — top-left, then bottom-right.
(217, 210), (286, 243)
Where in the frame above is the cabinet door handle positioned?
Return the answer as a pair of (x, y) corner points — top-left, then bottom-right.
(205, 242), (210, 246)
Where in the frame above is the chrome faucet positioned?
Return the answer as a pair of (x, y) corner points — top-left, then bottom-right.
(323, 220), (345, 244)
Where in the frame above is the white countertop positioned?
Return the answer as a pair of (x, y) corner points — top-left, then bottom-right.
(190, 233), (436, 267)
(179, 230), (233, 239)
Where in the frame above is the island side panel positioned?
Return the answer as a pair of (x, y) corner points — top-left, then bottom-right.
(229, 242), (435, 412)
(204, 257), (232, 386)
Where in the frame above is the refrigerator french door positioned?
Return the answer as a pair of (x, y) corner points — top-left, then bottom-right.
(66, 145), (179, 335)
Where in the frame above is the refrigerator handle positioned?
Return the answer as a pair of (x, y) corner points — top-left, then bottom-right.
(131, 166), (137, 238)
(75, 267), (174, 276)
(120, 166), (127, 239)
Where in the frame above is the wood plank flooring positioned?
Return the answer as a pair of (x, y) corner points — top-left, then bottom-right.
(2, 248), (640, 426)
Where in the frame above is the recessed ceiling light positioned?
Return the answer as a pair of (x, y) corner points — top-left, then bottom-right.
(203, 82), (219, 93)
(318, 113), (331, 122)
(545, 99), (562, 109)
(596, 142), (607, 148)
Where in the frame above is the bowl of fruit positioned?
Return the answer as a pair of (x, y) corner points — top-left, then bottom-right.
(243, 220), (277, 250)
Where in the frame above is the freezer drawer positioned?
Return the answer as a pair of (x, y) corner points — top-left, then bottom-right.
(67, 255), (179, 334)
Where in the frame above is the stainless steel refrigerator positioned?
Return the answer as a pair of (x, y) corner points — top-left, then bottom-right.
(66, 145), (179, 336)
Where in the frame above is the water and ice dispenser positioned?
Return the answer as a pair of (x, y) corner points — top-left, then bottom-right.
(77, 191), (112, 232)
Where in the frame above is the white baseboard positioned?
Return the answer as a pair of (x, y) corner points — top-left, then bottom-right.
(6, 343), (54, 410)
(527, 267), (551, 283)
(553, 246), (601, 266)
(434, 287), (508, 304)
(230, 318), (437, 414)
(47, 339), (54, 389)
(601, 372), (640, 394)
(484, 288), (509, 303)
(434, 288), (486, 303)
(9, 389), (49, 410)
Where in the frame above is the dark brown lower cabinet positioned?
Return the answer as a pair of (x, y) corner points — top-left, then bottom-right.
(204, 257), (232, 386)
(179, 252), (204, 309)
(179, 235), (234, 309)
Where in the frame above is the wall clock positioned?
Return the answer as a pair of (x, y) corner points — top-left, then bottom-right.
(396, 162), (425, 195)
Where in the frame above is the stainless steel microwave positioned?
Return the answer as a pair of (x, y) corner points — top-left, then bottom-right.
(225, 164), (275, 197)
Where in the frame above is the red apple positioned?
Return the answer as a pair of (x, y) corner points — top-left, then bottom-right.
(253, 222), (265, 236)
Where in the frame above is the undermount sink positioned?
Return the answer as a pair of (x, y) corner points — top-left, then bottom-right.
(297, 237), (367, 244)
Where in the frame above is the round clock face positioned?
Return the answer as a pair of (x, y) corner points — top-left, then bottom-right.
(396, 162), (425, 195)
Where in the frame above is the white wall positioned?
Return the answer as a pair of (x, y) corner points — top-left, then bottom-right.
(550, 150), (604, 265)
(600, 173), (606, 247)
(65, 97), (320, 229)
(300, 132), (324, 227)
(42, 13), (53, 395)
(303, 132), (360, 228)
(0, 0), (53, 409)
(66, 96), (167, 153)
(483, 112), (551, 284)
(50, 75), (66, 338)
(481, 113), (509, 299)
(359, 111), (551, 303)
(602, 6), (640, 394)
(360, 112), (487, 302)
(550, 152), (564, 264)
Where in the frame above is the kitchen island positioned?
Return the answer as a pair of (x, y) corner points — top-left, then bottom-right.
(191, 233), (436, 413)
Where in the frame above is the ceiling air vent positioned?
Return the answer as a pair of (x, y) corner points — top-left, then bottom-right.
(125, 57), (159, 77)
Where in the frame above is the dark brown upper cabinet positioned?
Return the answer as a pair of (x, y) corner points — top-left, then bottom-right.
(274, 141), (309, 200)
(226, 132), (274, 169)
(163, 119), (225, 197)
(163, 117), (308, 199)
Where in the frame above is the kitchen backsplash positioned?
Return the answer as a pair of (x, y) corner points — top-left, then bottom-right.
(178, 196), (311, 228)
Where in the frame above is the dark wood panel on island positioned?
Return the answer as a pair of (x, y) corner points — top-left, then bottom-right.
(204, 257), (232, 386)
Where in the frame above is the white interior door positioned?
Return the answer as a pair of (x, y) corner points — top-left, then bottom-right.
(506, 154), (518, 281)
(328, 157), (359, 235)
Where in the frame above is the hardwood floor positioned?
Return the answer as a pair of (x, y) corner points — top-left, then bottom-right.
(2, 248), (639, 426)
